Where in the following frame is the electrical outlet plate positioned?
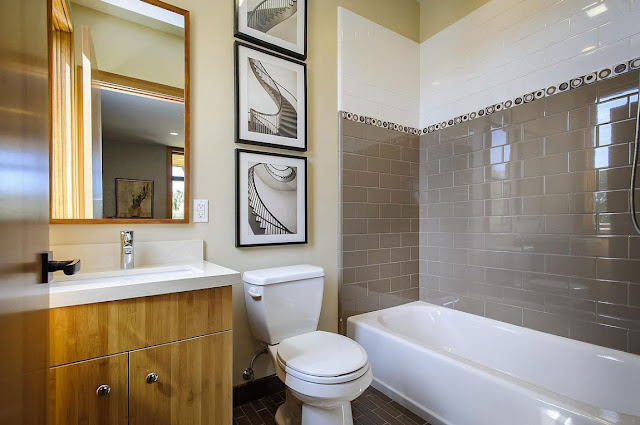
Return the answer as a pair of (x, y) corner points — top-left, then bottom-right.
(193, 199), (209, 223)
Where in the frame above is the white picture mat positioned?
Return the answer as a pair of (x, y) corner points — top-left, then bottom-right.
(238, 45), (306, 150)
(237, 0), (305, 56)
(238, 151), (306, 245)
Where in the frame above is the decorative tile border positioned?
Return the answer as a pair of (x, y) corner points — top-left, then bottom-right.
(341, 57), (640, 135)
(339, 111), (423, 135)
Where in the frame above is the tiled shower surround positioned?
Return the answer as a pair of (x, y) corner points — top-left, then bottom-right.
(419, 70), (640, 354)
(340, 70), (640, 354)
(339, 119), (421, 326)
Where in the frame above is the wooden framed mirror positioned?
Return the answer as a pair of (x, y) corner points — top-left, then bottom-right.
(48, 0), (190, 223)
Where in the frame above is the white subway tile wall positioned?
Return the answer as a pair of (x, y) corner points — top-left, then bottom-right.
(420, 0), (640, 127)
(338, 7), (420, 128)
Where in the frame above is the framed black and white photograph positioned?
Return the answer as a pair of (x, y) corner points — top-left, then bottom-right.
(234, 0), (307, 60)
(236, 149), (307, 247)
(235, 42), (307, 152)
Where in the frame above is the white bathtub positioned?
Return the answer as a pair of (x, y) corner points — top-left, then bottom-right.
(347, 301), (640, 425)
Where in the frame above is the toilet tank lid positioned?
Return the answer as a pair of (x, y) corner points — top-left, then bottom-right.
(243, 265), (325, 286)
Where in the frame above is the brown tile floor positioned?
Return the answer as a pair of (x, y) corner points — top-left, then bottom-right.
(233, 387), (431, 425)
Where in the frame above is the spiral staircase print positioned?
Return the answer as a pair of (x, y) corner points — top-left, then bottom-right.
(248, 58), (298, 139)
(248, 165), (294, 235)
(248, 0), (298, 34)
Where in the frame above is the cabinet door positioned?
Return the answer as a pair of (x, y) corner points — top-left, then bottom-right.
(49, 354), (128, 425)
(129, 332), (232, 425)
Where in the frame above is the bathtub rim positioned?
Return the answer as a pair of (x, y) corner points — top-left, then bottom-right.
(347, 301), (640, 423)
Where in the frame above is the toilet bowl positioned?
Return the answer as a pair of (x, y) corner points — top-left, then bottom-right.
(268, 331), (373, 425)
(243, 265), (372, 425)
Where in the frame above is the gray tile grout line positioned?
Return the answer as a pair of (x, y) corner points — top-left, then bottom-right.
(340, 57), (640, 135)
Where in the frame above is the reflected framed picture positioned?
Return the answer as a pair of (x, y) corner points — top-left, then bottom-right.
(235, 42), (307, 152)
(236, 149), (307, 247)
(234, 0), (307, 60)
(115, 178), (154, 219)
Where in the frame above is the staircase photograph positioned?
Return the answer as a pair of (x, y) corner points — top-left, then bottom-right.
(236, 43), (307, 151)
(235, 0), (306, 60)
(236, 149), (307, 247)
(247, 0), (298, 43)
(248, 58), (298, 139)
(247, 163), (297, 236)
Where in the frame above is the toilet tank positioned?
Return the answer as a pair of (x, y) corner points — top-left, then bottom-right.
(243, 265), (325, 345)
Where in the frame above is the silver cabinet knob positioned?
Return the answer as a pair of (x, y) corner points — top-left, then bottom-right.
(146, 373), (159, 384)
(96, 385), (111, 397)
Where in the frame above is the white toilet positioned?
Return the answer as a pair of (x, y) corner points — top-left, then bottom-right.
(243, 265), (372, 425)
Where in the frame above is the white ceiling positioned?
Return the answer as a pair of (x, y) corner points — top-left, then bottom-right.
(100, 89), (184, 148)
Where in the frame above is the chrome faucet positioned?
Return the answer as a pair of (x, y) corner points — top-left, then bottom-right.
(120, 231), (134, 270)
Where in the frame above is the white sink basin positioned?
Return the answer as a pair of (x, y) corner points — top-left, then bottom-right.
(49, 261), (239, 308)
(52, 264), (204, 287)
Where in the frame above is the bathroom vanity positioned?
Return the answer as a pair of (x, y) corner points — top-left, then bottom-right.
(47, 242), (238, 425)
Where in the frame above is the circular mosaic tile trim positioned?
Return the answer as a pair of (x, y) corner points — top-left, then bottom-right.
(614, 63), (628, 74)
(598, 67), (613, 80)
(341, 56), (640, 136)
(570, 77), (583, 88)
(584, 72), (597, 84)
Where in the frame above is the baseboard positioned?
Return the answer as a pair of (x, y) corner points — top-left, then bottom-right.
(233, 374), (285, 407)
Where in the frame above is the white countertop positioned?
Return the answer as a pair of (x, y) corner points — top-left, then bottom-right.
(49, 261), (240, 308)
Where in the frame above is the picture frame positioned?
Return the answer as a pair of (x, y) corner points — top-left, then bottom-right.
(236, 149), (307, 247)
(235, 41), (307, 152)
(115, 178), (154, 219)
(234, 0), (307, 61)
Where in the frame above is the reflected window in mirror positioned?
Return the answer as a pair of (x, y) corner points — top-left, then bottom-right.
(168, 148), (185, 219)
(49, 0), (189, 223)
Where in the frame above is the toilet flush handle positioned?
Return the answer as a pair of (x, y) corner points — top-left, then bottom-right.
(248, 287), (262, 300)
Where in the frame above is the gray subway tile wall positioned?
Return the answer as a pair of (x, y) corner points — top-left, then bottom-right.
(340, 119), (421, 327)
(417, 70), (640, 354)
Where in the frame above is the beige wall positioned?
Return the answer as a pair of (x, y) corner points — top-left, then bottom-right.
(50, 0), (420, 385)
(420, 0), (490, 42)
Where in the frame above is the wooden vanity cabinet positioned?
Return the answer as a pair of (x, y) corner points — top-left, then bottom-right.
(48, 286), (232, 425)
(49, 354), (128, 425)
(129, 332), (232, 425)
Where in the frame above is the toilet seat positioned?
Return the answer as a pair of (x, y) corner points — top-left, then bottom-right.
(276, 331), (370, 385)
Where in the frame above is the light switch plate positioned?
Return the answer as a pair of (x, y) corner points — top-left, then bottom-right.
(193, 199), (209, 223)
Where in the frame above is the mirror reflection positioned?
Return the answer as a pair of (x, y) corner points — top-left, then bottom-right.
(50, 0), (187, 221)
